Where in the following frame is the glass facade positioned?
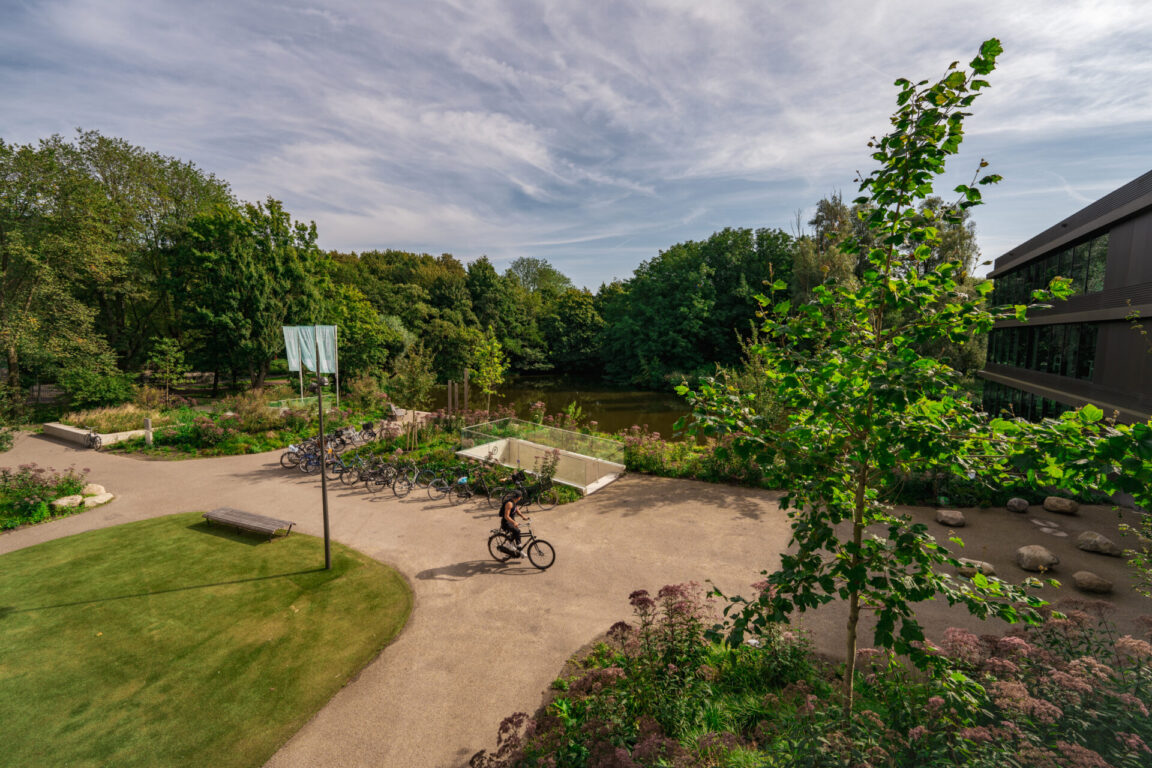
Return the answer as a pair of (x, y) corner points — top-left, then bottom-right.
(990, 231), (1109, 306)
(986, 323), (1098, 381)
(982, 380), (1074, 421)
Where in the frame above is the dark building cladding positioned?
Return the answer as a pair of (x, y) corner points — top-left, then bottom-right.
(979, 169), (1152, 424)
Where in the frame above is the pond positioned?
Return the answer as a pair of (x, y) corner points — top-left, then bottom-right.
(430, 376), (691, 439)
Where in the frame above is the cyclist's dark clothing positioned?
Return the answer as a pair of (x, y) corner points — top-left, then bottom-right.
(500, 497), (524, 546)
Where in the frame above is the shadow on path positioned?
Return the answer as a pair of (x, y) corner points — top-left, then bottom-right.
(415, 560), (544, 581)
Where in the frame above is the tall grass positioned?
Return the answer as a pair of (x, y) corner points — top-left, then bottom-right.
(59, 404), (175, 433)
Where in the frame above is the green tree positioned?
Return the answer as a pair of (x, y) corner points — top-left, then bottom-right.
(169, 198), (324, 394)
(146, 337), (189, 407)
(504, 256), (573, 300)
(317, 284), (407, 382)
(70, 130), (232, 368)
(0, 136), (118, 391)
(470, 325), (508, 413)
(541, 288), (604, 373)
(681, 40), (1069, 715)
(384, 342), (436, 410)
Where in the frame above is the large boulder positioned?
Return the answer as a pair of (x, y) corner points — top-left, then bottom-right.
(957, 559), (996, 578)
(50, 495), (83, 509)
(81, 483), (106, 496)
(82, 492), (114, 508)
(1072, 571), (1113, 594)
(1016, 545), (1059, 572)
(936, 508), (966, 527)
(1076, 531), (1123, 557)
(1043, 496), (1080, 515)
(1006, 498), (1030, 513)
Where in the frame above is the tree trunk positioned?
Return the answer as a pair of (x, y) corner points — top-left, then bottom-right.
(253, 361), (267, 390)
(6, 345), (19, 390)
(843, 463), (869, 720)
(211, 368), (219, 398)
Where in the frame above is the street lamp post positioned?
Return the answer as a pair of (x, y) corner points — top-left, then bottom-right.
(312, 372), (332, 571)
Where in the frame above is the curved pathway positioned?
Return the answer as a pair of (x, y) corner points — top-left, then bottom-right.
(1, 432), (1145, 768)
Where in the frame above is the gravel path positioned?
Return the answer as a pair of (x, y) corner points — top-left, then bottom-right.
(1, 432), (1145, 768)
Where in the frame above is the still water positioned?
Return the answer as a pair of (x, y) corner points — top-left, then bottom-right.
(430, 376), (690, 439)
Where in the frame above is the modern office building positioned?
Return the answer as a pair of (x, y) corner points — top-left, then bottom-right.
(980, 169), (1152, 424)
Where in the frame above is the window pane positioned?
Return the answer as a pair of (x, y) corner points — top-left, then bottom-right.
(1076, 323), (1097, 380)
(1050, 324), (1065, 376)
(1041, 254), (1057, 289)
(1064, 324), (1080, 379)
(1071, 243), (1088, 296)
(1036, 325), (1051, 373)
(1087, 234), (1108, 292)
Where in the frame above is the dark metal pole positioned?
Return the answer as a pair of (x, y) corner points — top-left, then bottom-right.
(316, 337), (331, 570)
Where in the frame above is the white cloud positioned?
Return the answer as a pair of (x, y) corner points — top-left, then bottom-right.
(2, 0), (1150, 287)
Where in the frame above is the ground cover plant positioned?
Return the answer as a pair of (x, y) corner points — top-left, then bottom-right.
(0, 462), (87, 528)
(0, 511), (412, 768)
(105, 386), (377, 457)
(472, 585), (1152, 768)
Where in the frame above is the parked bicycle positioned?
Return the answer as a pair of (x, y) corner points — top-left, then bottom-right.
(492, 469), (558, 511)
(487, 520), (555, 570)
(85, 429), (102, 450)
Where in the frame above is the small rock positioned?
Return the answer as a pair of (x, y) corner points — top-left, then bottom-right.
(936, 508), (966, 527)
(1006, 497), (1030, 513)
(50, 495), (84, 509)
(1045, 530), (1068, 538)
(1016, 545), (1059, 572)
(81, 483), (106, 496)
(1029, 517), (1060, 527)
(957, 559), (996, 577)
(1043, 496), (1080, 515)
(1076, 531), (1123, 557)
(1072, 571), (1113, 594)
(82, 492), (114, 508)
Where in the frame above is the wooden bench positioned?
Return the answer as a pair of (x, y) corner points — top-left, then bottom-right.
(202, 508), (295, 540)
(387, 403), (407, 421)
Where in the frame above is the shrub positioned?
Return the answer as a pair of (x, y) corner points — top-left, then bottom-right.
(57, 367), (136, 409)
(214, 389), (282, 433)
(344, 374), (390, 415)
(0, 463), (88, 529)
(474, 590), (1152, 768)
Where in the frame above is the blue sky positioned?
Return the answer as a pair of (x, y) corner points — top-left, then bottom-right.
(3, 0), (1150, 288)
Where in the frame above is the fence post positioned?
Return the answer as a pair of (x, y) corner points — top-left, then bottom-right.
(145, 417), (153, 446)
(463, 368), (469, 411)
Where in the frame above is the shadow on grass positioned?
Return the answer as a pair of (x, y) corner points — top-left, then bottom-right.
(415, 559), (545, 580)
(2, 567), (328, 616)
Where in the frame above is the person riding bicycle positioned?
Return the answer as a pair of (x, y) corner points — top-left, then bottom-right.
(499, 488), (528, 557)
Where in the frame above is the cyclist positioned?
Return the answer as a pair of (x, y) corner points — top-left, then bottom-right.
(499, 488), (528, 557)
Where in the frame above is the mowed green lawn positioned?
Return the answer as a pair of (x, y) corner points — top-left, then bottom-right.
(0, 512), (412, 768)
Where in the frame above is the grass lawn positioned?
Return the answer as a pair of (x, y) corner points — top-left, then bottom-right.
(0, 512), (412, 768)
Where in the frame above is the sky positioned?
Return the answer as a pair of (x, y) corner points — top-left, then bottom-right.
(2, 0), (1150, 288)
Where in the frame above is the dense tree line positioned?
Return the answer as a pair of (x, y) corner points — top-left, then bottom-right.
(0, 130), (986, 410)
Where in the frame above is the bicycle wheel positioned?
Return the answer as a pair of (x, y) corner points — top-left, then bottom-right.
(449, 483), (471, 505)
(428, 478), (450, 500)
(414, 468), (437, 489)
(535, 488), (559, 511)
(488, 533), (513, 562)
(280, 451), (300, 469)
(339, 466), (361, 486)
(392, 475), (413, 497)
(526, 539), (555, 570)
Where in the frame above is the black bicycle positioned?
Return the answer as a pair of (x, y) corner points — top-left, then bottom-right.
(487, 521), (555, 570)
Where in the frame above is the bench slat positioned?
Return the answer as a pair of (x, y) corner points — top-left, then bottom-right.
(203, 508), (295, 537)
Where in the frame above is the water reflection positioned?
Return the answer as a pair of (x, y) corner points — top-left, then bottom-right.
(431, 376), (690, 439)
